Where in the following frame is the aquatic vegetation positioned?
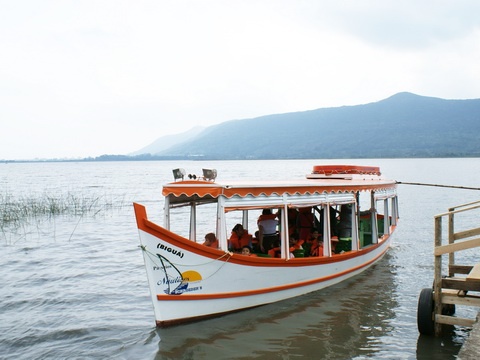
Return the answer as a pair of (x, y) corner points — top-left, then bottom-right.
(0, 192), (127, 230)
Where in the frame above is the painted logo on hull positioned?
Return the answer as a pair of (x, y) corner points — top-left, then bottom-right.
(166, 270), (203, 295)
(154, 242), (202, 295)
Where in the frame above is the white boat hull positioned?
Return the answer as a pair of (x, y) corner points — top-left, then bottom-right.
(137, 223), (392, 326)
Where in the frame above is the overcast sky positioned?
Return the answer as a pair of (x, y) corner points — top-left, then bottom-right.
(1, 1), (480, 160)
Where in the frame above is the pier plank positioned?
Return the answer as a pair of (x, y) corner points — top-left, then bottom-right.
(441, 290), (480, 307)
(442, 277), (480, 291)
(435, 314), (475, 327)
(449, 265), (473, 275)
(467, 264), (480, 281)
(434, 237), (480, 256)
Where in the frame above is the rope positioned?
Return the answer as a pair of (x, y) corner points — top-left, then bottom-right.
(396, 181), (480, 191)
(140, 245), (164, 268)
(139, 245), (233, 281)
(140, 245), (232, 267)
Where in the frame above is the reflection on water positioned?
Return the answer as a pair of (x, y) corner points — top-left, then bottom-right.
(416, 330), (467, 360)
(153, 254), (398, 359)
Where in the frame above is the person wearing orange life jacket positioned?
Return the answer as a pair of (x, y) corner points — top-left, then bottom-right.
(297, 207), (314, 241)
(202, 232), (219, 248)
(257, 208), (279, 254)
(267, 245), (281, 258)
(228, 224), (253, 252)
(288, 233), (305, 258)
(309, 234), (324, 257)
(310, 235), (339, 256)
(303, 228), (319, 256)
(268, 233), (304, 258)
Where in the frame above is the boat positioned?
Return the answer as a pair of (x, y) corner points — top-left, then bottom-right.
(133, 165), (399, 327)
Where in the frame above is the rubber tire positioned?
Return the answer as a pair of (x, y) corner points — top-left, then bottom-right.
(417, 287), (435, 335)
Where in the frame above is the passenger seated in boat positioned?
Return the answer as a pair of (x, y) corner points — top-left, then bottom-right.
(202, 232), (219, 248)
(267, 233), (304, 258)
(309, 236), (324, 257)
(257, 208), (279, 253)
(304, 228), (320, 256)
(297, 207), (314, 241)
(289, 233), (305, 258)
(228, 224), (253, 252)
(241, 245), (258, 257)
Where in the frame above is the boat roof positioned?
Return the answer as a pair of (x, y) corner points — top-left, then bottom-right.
(162, 166), (397, 206)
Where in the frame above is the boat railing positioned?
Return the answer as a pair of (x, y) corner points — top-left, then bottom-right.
(420, 199), (480, 336)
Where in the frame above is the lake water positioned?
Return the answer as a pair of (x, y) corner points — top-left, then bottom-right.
(1, 158), (480, 359)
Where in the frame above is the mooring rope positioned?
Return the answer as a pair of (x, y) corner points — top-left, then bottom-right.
(139, 245), (233, 282)
(139, 245), (233, 267)
(396, 181), (480, 191)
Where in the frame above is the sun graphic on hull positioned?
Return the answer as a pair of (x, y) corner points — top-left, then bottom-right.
(181, 270), (202, 282)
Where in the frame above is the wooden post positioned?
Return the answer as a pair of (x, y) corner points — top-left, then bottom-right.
(434, 216), (443, 336)
(448, 207), (455, 277)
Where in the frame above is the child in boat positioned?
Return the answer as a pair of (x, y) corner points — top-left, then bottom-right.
(241, 245), (258, 257)
(309, 235), (339, 256)
(228, 224), (253, 252)
(202, 232), (219, 248)
(304, 228), (320, 256)
(268, 233), (304, 258)
(289, 234), (305, 258)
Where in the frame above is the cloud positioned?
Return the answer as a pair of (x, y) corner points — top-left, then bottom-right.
(0, 1), (479, 159)
(312, 1), (480, 48)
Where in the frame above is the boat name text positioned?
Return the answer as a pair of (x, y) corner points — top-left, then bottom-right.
(156, 243), (184, 258)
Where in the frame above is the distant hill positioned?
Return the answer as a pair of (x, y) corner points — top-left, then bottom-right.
(130, 126), (205, 155)
(136, 92), (480, 159)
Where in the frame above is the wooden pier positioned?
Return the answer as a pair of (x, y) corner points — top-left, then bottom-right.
(417, 200), (480, 336)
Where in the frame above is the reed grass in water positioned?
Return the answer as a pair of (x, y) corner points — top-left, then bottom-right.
(0, 192), (126, 230)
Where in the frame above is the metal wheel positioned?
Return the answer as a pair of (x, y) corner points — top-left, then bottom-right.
(417, 287), (435, 335)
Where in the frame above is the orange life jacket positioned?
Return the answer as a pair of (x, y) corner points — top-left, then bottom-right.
(229, 232), (252, 250)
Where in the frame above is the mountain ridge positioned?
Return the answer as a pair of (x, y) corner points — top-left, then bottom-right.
(142, 92), (480, 159)
(130, 126), (205, 155)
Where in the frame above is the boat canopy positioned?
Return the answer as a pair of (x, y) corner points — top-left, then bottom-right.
(162, 178), (397, 208)
(159, 166), (399, 259)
